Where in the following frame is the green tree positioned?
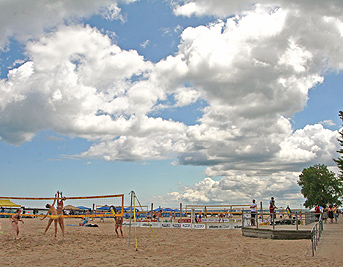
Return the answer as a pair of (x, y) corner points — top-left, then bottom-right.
(334, 111), (343, 179)
(297, 164), (343, 208)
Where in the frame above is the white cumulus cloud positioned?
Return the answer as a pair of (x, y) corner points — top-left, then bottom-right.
(0, 0), (138, 49)
(1, 0), (343, 205)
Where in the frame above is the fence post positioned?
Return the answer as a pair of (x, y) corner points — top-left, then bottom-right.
(128, 190), (134, 246)
(179, 203), (182, 221)
(311, 228), (315, 257)
(241, 209), (244, 228)
(295, 212), (298, 230)
(256, 210), (259, 229)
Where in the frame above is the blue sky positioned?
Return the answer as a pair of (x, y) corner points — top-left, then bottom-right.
(0, 0), (342, 208)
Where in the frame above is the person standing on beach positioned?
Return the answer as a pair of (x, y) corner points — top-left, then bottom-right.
(114, 209), (124, 238)
(218, 212), (224, 223)
(333, 205), (338, 223)
(328, 204), (334, 223)
(322, 204), (328, 223)
(11, 208), (24, 240)
(269, 200), (276, 224)
(56, 191), (65, 236)
(156, 210), (162, 222)
(286, 205), (292, 219)
(250, 199), (257, 226)
(270, 197), (275, 205)
(41, 193), (59, 237)
(314, 204), (321, 221)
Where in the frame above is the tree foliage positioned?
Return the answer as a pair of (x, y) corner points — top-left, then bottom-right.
(298, 164), (343, 208)
(334, 110), (343, 179)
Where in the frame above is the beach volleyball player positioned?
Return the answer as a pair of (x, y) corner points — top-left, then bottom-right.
(56, 191), (65, 236)
(111, 206), (123, 238)
(11, 208), (24, 240)
(41, 193), (60, 237)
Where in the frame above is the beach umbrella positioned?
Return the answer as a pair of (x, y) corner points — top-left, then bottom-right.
(0, 199), (21, 207)
(153, 208), (163, 212)
(309, 206), (323, 212)
(64, 205), (80, 211)
(162, 208), (175, 212)
(97, 206), (111, 211)
(153, 208), (175, 212)
(123, 207), (139, 211)
(76, 206), (90, 210)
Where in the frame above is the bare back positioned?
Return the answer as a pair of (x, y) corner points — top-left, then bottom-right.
(49, 206), (58, 216)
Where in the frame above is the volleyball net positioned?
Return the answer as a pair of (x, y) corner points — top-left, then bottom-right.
(0, 194), (124, 218)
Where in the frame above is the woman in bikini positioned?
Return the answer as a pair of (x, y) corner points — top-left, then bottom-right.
(56, 191), (65, 236)
(114, 208), (124, 238)
(42, 193), (59, 237)
(11, 208), (24, 239)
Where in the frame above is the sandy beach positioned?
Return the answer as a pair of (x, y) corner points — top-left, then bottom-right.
(1, 217), (342, 267)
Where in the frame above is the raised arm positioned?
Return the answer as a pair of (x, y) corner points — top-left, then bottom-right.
(51, 193), (57, 207)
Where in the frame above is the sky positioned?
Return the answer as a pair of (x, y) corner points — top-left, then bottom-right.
(0, 0), (342, 209)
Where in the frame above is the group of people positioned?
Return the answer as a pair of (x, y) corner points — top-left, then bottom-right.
(315, 203), (339, 223)
(9, 191), (65, 240)
(41, 191), (66, 237)
(8, 191), (124, 239)
(249, 197), (293, 226)
(249, 198), (273, 226)
(250, 198), (341, 227)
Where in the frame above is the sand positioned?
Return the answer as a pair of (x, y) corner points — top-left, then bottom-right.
(1, 217), (342, 267)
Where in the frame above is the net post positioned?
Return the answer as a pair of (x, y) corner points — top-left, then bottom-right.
(128, 190), (134, 246)
(241, 209), (244, 228)
(260, 202), (263, 222)
(151, 203), (153, 220)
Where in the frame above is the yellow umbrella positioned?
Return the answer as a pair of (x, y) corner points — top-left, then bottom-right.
(0, 199), (20, 207)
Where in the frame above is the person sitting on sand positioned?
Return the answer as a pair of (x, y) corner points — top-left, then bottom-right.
(56, 191), (65, 236)
(99, 211), (105, 223)
(218, 213), (224, 223)
(11, 208), (24, 240)
(41, 193), (59, 237)
(82, 210), (91, 226)
(114, 209), (124, 238)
